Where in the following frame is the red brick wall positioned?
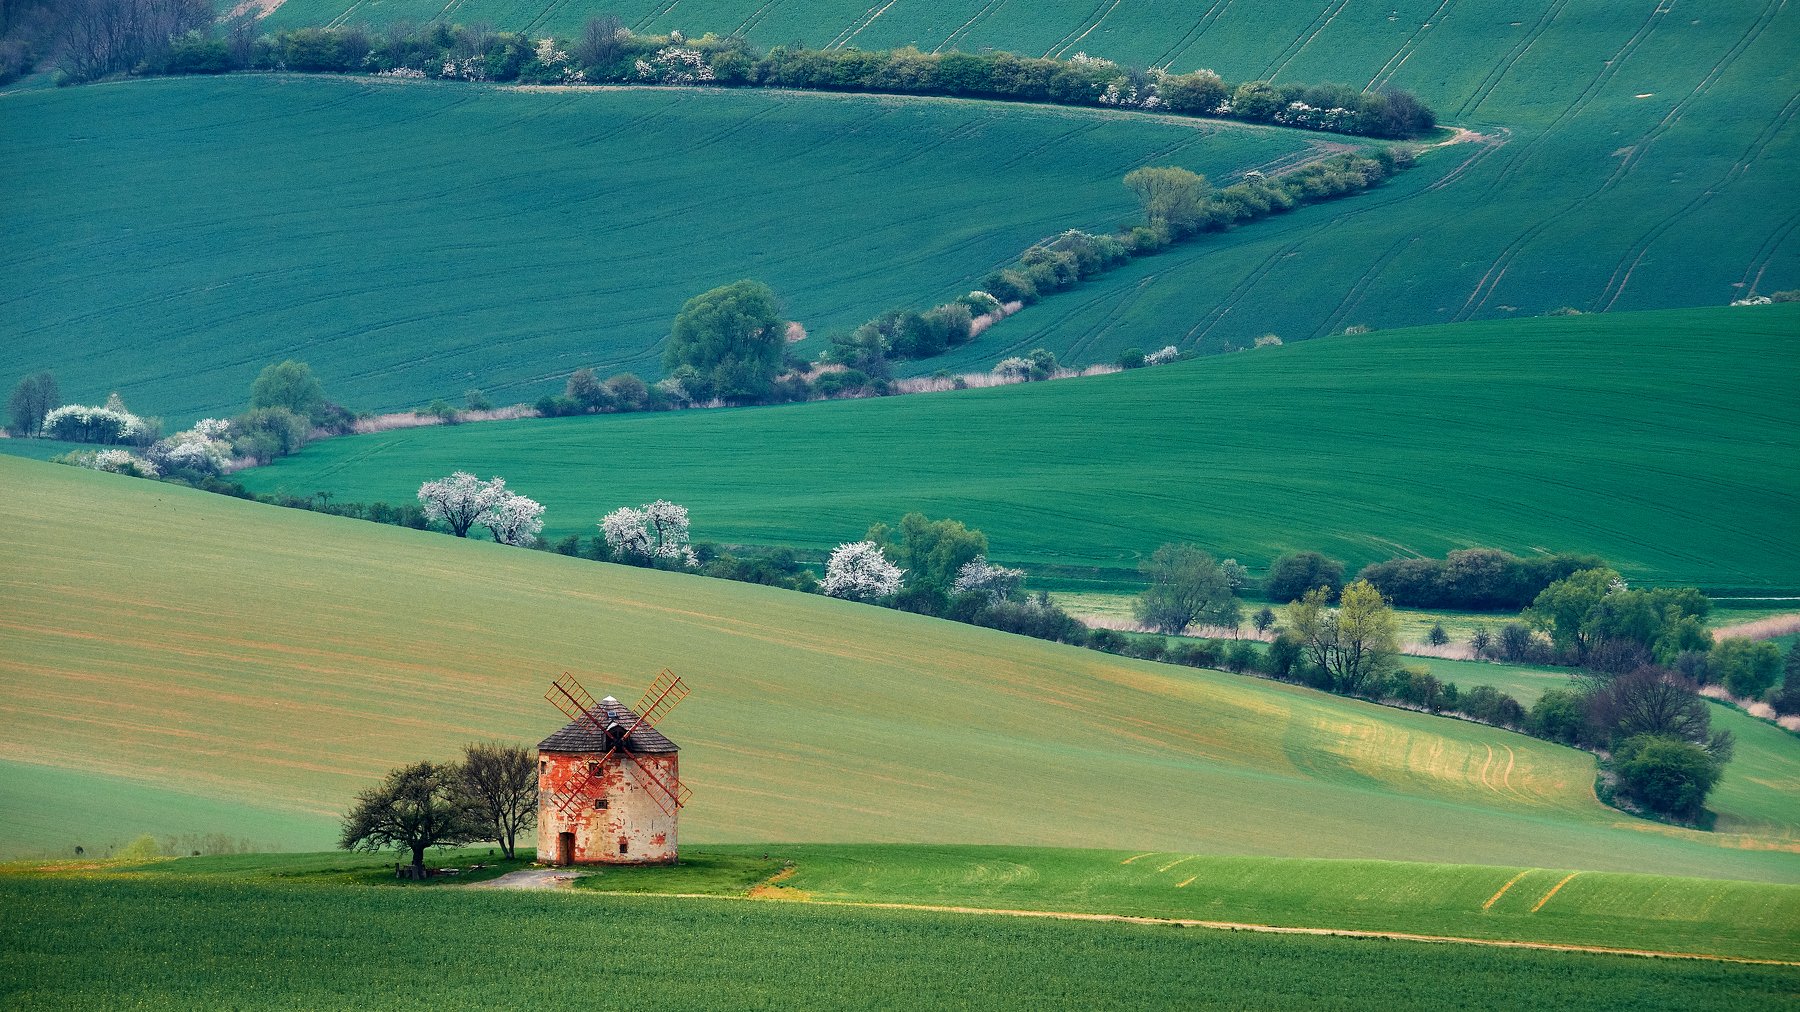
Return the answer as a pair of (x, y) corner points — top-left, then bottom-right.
(537, 751), (678, 864)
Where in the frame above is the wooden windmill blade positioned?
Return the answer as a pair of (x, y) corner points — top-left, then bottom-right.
(546, 673), (608, 734)
(626, 669), (688, 737)
(622, 752), (692, 815)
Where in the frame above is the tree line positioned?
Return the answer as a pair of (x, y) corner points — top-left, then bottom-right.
(24, 9), (1436, 139)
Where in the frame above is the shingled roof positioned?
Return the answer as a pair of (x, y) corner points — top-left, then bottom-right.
(538, 696), (679, 754)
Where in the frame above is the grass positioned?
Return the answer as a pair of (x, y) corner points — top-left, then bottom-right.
(7, 4), (1798, 416)
(242, 306), (1800, 593)
(3, 454), (1797, 883)
(160, 5), (1800, 370)
(0, 75), (1323, 421)
(6, 874), (1794, 1011)
(10, 843), (1798, 961)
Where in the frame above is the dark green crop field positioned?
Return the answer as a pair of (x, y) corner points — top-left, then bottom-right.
(2, 875), (1794, 1010)
(0, 76), (1322, 420)
(6, 2), (1798, 415)
(242, 306), (1800, 593)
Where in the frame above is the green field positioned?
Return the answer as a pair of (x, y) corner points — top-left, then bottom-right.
(0, 75), (1324, 421)
(3, 455), (1797, 882)
(242, 306), (1800, 593)
(7, 874), (1793, 1011)
(7, 1), (1799, 416)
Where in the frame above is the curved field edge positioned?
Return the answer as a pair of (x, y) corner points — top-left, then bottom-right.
(241, 306), (1800, 593)
(2, 455), (1796, 882)
(3, 880), (1794, 1012)
(0, 74), (1331, 421)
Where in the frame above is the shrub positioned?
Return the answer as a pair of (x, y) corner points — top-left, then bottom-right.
(1611, 734), (1722, 821)
(42, 403), (143, 444)
(1459, 685), (1526, 728)
(1225, 640), (1259, 673)
(1529, 688), (1591, 745)
(1167, 641), (1222, 668)
(1709, 638), (1782, 698)
(1117, 347), (1146, 369)
(1265, 551), (1344, 602)
(1087, 628), (1130, 653)
(1266, 632), (1303, 679)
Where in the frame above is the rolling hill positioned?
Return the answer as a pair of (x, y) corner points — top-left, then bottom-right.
(5, 1), (1798, 415)
(2, 454), (1795, 883)
(0, 75), (1325, 421)
(239, 306), (1800, 593)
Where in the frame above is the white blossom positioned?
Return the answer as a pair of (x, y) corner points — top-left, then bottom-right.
(60, 447), (157, 477)
(377, 66), (426, 79)
(601, 500), (696, 565)
(636, 46), (714, 85)
(952, 556), (1025, 602)
(1145, 345), (1181, 366)
(42, 403), (143, 444)
(822, 541), (904, 601)
(481, 491), (546, 547)
(148, 418), (233, 475)
(993, 356), (1033, 380)
(418, 471), (509, 537)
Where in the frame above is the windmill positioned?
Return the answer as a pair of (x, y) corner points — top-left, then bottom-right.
(536, 669), (690, 865)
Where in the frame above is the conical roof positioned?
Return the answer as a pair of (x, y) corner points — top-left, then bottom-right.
(538, 696), (679, 754)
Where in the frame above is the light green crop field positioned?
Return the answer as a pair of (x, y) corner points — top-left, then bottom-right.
(7, 2), (1799, 415)
(6, 875), (1794, 1011)
(3, 455), (1797, 882)
(242, 306), (1800, 593)
(0, 75), (1323, 421)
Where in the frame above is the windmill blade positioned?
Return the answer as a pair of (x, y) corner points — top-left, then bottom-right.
(628, 669), (689, 734)
(625, 751), (692, 813)
(550, 745), (622, 816)
(547, 673), (609, 735)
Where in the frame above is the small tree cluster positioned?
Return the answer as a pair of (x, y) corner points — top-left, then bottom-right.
(340, 742), (537, 877)
(418, 472), (544, 545)
(601, 500), (696, 565)
(821, 540), (903, 601)
(1359, 549), (1605, 611)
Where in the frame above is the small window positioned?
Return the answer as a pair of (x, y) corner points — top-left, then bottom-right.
(539, 760), (547, 773)
(618, 837), (629, 855)
(593, 798), (608, 810)
(587, 761), (600, 775)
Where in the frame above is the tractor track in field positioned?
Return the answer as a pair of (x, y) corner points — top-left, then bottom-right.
(1151, 0), (1231, 70)
(528, 886), (1800, 967)
(1367, 0), (1459, 93)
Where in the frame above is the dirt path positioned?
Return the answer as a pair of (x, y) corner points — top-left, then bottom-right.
(466, 867), (586, 890)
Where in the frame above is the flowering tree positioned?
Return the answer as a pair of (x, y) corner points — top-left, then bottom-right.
(951, 556), (1025, 603)
(148, 418), (232, 476)
(418, 472), (508, 537)
(822, 541), (903, 601)
(42, 403), (143, 444)
(481, 492), (546, 547)
(60, 447), (158, 477)
(601, 500), (695, 565)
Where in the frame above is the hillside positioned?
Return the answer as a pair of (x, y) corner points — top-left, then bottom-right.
(2, 455), (1795, 882)
(242, 306), (1800, 593)
(0, 76), (1324, 420)
(6, 1), (1798, 414)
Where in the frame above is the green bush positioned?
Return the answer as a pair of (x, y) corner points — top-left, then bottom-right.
(1611, 734), (1722, 821)
(1709, 638), (1782, 698)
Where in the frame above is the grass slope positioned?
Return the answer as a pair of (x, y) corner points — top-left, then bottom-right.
(6, 876), (1793, 1011)
(243, 306), (1800, 592)
(8, 3), (1799, 413)
(2, 455), (1796, 882)
(249, 5), (1800, 363)
(0, 76), (1321, 420)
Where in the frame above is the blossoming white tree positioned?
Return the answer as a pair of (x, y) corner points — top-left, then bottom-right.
(822, 541), (904, 601)
(951, 556), (1025, 603)
(600, 500), (695, 565)
(481, 492), (546, 547)
(418, 472), (508, 537)
(148, 418), (232, 475)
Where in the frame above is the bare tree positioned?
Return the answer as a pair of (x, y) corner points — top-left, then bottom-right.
(7, 371), (59, 436)
(1586, 667), (1713, 746)
(455, 742), (537, 859)
(57, 0), (213, 82)
(573, 13), (622, 68)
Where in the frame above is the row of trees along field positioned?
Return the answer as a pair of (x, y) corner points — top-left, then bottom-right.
(10, 5), (1436, 139)
(4, 146), (1402, 445)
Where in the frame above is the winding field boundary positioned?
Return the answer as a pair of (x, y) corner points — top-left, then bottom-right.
(518, 879), (1800, 967)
